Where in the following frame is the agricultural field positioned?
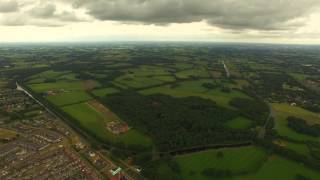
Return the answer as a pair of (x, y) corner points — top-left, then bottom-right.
(273, 139), (310, 157)
(47, 91), (93, 106)
(27, 81), (86, 93)
(91, 87), (120, 97)
(240, 155), (320, 180)
(174, 146), (267, 180)
(272, 103), (320, 142)
(225, 117), (253, 130)
(62, 102), (152, 146)
(139, 79), (250, 108)
(8, 44), (319, 179)
(175, 67), (210, 79)
(0, 128), (18, 140)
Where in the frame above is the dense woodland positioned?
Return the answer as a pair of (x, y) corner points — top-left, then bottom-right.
(103, 93), (256, 152)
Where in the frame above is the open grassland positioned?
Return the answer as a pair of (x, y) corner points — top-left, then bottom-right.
(157, 146), (267, 180)
(224, 62), (241, 77)
(272, 103), (320, 142)
(139, 79), (250, 108)
(114, 75), (165, 88)
(152, 75), (176, 82)
(239, 155), (320, 180)
(229, 79), (250, 89)
(273, 139), (310, 157)
(225, 117), (253, 130)
(23, 109), (42, 117)
(113, 66), (176, 89)
(169, 62), (194, 70)
(272, 103), (320, 125)
(289, 73), (310, 82)
(62, 102), (152, 146)
(28, 81), (85, 93)
(0, 128), (18, 139)
(27, 80), (100, 93)
(47, 91), (93, 106)
(91, 87), (120, 97)
(127, 65), (172, 76)
(28, 70), (69, 80)
(175, 67), (210, 79)
(0, 80), (7, 87)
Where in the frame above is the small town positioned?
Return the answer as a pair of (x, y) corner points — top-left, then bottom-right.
(0, 80), (132, 180)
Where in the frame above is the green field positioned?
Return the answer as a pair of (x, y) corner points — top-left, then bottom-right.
(62, 102), (152, 146)
(272, 103), (320, 142)
(114, 74), (166, 88)
(273, 139), (310, 157)
(47, 91), (93, 106)
(139, 79), (250, 108)
(127, 65), (172, 76)
(225, 117), (253, 130)
(289, 73), (310, 82)
(155, 147), (320, 180)
(28, 70), (69, 80)
(175, 67), (209, 79)
(239, 155), (320, 180)
(91, 87), (120, 97)
(28, 81), (86, 93)
(169, 62), (193, 70)
(156, 146), (267, 180)
(0, 128), (18, 140)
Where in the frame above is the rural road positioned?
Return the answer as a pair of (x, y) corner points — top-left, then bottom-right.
(223, 61), (230, 77)
(258, 103), (276, 139)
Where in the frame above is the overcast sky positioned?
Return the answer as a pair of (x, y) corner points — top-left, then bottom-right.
(0, 0), (320, 44)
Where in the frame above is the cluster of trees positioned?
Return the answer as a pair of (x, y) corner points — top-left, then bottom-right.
(103, 93), (256, 152)
(229, 97), (269, 125)
(287, 116), (320, 137)
(142, 155), (182, 180)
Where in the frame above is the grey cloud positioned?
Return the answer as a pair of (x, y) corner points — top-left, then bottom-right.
(56, 11), (87, 22)
(28, 3), (87, 24)
(70, 0), (320, 30)
(1, 14), (26, 26)
(29, 4), (56, 18)
(0, 0), (19, 13)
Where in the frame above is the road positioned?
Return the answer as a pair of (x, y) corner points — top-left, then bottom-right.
(16, 82), (58, 118)
(222, 61), (230, 77)
(258, 103), (276, 139)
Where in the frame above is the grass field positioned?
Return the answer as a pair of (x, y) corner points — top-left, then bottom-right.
(114, 75), (165, 88)
(91, 87), (120, 97)
(28, 81), (85, 92)
(140, 79), (250, 108)
(273, 139), (310, 157)
(28, 70), (69, 80)
(272, 103), (320, 142)
(239, 155), (320, 180)
(169, 62), (193, 70)
(0, 128), (18, 140)
(157, 146), (267, 180)
(47, 91), (93, 106)
(62, 102), (152, 146)
(127, 65), (172, 77)
(225, 117), (253, 130)
(175, 67), (210, 79)
(289, 73), (310, 82)
(28, 80), (101, 92)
